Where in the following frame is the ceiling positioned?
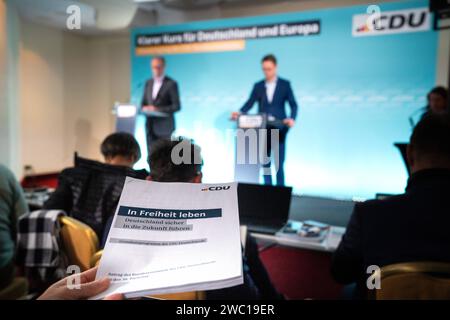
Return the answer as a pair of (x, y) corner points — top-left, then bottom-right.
(11, 0), (290, 35)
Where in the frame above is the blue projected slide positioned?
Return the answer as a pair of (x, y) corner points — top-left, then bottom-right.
(130, 0), (437, 200)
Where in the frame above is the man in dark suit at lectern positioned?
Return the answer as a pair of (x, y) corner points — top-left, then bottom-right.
(141, 56), (181, 152)
(231, 54), (298, 186)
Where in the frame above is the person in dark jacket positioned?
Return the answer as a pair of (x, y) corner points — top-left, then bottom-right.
(231, 54), (298, 186)
(141, 56), (181, 152)
(0, 164), (28, 291)
(425, 86), (448, 115)
(416, 86), (449, 123)
(331, 113), (450, 298)
(44, 132), (147, 238)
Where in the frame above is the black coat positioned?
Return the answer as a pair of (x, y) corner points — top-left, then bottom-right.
(44, 156), (148, 238)
(141, 76), (180, 137)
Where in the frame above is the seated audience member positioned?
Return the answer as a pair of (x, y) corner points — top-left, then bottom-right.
(0, 165), (28, 291)
(331, 113), (450, 298)
(148, 138), (203, 183)
(100, 137), (203, 246)
(422, 86), (448, 118)
(38, 267), (122, 300)
(44, 132), (147, 238)
(102, 138), (277, 299)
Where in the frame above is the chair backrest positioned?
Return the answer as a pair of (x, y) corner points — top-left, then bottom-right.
(90, 249), (103, 269)
(59, 216), (99, 271)
(372, 261), (450, 300)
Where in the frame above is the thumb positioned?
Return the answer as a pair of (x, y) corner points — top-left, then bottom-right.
(104, 293), (124, 300)
(74, 277), (111, 299)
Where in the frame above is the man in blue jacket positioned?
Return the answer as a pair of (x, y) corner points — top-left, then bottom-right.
(232, 54), (298, 186)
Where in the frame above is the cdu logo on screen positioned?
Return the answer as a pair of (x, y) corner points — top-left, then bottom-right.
(352, 7), (430, 37)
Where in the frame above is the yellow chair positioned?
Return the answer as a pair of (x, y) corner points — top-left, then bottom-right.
(371, 261), (450, 300)
(90, 250), (103, 269)
(90, 250), (204, 300)
(151, 291), (205, 300)
(59, 216), (99, 271)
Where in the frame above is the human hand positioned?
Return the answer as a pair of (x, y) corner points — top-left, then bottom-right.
(283, 118), (295, 128)
(143, 105), (158, 112)
(231, 112), (240, 121)
(38, 267), (124, 300)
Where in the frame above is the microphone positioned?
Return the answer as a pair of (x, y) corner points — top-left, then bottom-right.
(408, 106), (426, 129)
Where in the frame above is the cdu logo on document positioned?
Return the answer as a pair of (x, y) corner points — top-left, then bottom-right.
(201, 186), (231, 192)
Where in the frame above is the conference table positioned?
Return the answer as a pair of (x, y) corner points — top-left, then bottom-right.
(250, 224), (346, 253)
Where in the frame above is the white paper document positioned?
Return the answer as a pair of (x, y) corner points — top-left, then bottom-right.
(93, 178), (243, 299)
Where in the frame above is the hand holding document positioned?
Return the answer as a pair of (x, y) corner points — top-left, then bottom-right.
(92, 178), (243, 299)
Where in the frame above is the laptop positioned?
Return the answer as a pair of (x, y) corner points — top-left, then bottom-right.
(237, 183), (292, 235)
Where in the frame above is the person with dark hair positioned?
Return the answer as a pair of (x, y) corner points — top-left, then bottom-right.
(148, 138), (202, 183)
(141, 55), (181, 153)
(331, 113), (450, 299)
(262, 54), (277, 65)
(231, 54), (299, 186)
(100, 132), (142, 167)
(425, 86), (448, 115)
(100, 137), (202, 247)
(44, 132), (147, 238)
(409, 86), (448, 127)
